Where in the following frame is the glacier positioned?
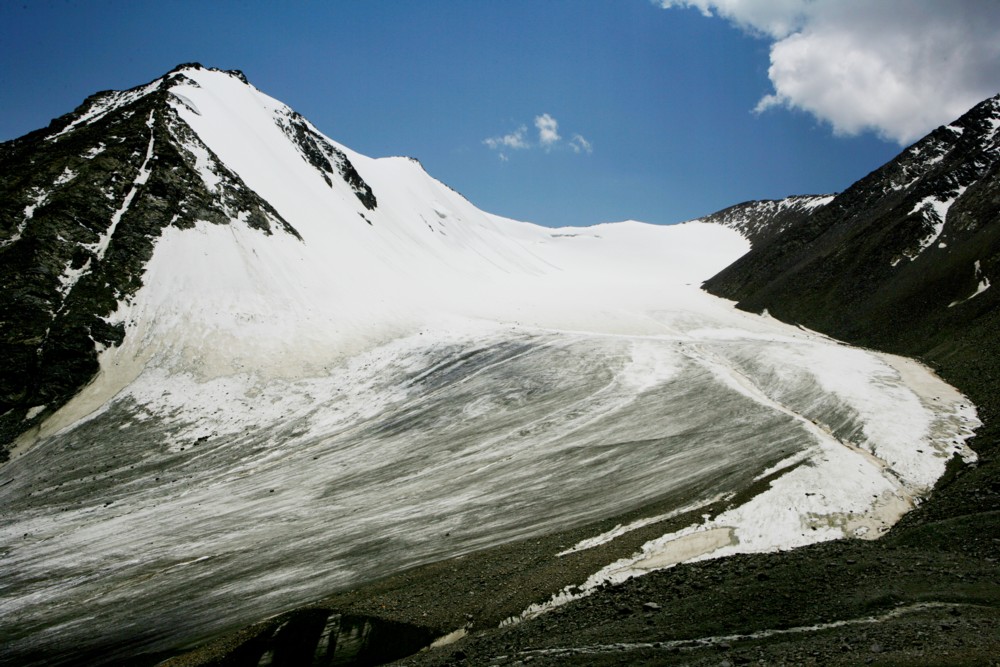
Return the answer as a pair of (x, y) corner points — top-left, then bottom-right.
(0, 66), (981, 663)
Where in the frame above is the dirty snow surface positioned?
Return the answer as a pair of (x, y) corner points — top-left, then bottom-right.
(0, 67), (980, 664)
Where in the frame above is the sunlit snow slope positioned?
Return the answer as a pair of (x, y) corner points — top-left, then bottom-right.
(0, 67), (980, 664)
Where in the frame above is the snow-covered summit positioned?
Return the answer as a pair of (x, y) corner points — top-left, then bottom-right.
(0, 63), (748, 451)
(118, 65), (750, 374)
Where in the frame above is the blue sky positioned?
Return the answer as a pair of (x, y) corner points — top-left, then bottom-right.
(3, 1), (999, 227)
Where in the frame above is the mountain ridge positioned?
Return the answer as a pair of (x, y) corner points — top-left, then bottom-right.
(0, 65), (306, 455)
(684, 193), (835, 247)
(704, 92), (1000, 340)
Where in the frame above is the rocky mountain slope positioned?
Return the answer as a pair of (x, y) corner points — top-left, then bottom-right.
(705, 93), (1000, 386)
(689, 193), (834, 247)
(0, 65), (326, 456)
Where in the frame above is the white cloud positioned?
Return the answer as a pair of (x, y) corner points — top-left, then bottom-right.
(570, 134), (593, 154)
(659, 0), (1000, 144)
(535, 113), (561, 147)
(483, 125), (529, 151)
(484, 115), (591, 159)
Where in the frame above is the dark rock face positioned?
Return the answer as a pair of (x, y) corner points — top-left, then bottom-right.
(172, 608), (437, 667)
(274, 108), (378, 211)
(691, 194), (834, 248)
(0, 68), (298, 459)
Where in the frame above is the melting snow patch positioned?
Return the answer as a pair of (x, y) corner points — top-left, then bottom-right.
(556, 496), (725, 556)
(949, 261), (991, 307)
(58, 257), (93, 297)
(23, 188), (48, 219)
(1, 188), (48, 248)
(904, 186), (967, 260)
(505, 349), (979, 625)
(430, 627), (468, 648)
(25, 406), (47, 421)
(181, 135), (220, 192)
(802, 195), (835, 210)
(2, 222), (29, 249)
(53, 167), (77, 186)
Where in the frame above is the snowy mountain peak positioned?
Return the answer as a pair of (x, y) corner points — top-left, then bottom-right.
(829, 91), (1000, 265)
(0, 64), (747, 456)
(162, 65), (380, 215)
(165, 61), (250, 84)
(686, 93), (1000, 267)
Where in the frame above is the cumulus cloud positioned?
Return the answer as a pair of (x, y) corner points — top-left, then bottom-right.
(535, 113), (561, 147)
(570, 134), (593, 154)
(484, 114), (591, 159)
(483, 125), (529, 151)
(659, 0), (1000, 144)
